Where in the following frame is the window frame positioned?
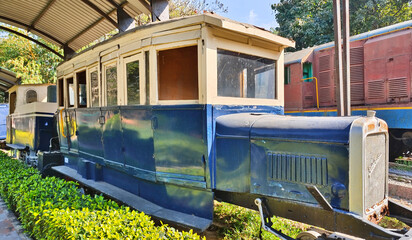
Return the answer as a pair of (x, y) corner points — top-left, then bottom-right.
(64, 74), (74, 108)
(206, 32), (282, 107)
(216, 47), (278, 100)
(102, 60), (118, 107)
(74, 68), (87, 108)
(154, 40), (200, 105)
(123, 53), (144, 106)
(86, 65), (99, 108)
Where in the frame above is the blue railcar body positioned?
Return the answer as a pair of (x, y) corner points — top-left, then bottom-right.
(50, 14), (412, 239)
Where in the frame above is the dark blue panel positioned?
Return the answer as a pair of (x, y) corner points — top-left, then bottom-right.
(250, 139), (350, 210)
(120, 106), (155, 180)
(215, 137), (250, 192)
(76, 109), (104, 163)
(35, 116), (55, 151)
(102, 107), (124, 170)
(153, 105), (206, 179)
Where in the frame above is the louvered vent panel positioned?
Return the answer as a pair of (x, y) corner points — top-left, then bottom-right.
(319, 88), (331, 103)
(368, 80), (385, 99)
(351, 65), (364, 83)
(267, 152), (328, 186)
(319, 72), (330, 87)
(304, 96), (314, 101)
(350, 47), (364, 65)
(351, 84), (364, 101)
(388, 77), (408, 98)
(319, 55), (330, 72)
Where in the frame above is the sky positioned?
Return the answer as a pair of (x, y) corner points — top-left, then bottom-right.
(210, 0), (281, 31)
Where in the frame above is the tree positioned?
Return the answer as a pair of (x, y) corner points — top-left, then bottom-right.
(272, 0), (412, 51)
(0, 25), (62, 84)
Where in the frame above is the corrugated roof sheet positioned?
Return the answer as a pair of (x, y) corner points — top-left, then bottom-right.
(0, 68), (18, 91)
(0, 0), (150, 53)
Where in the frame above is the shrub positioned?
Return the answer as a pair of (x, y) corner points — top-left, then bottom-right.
(0, 152), (202, 239)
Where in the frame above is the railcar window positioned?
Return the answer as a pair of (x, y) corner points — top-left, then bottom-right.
(105, 65), (117, 106)
(58, 78), (64, 106)
(66, 78), (74, 107)
(303, 62), (313, 81)
(76, 71), (87, 108)
(90, 70), (99, 107)
(157, 46), (198, 100)
(126, 60), (140, 105)
(26, 90), (37, 103)
(217, 49), (276, 99)
(284, 66), (291, 85)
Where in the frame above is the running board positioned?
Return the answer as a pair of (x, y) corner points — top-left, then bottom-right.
(52, 166), (212, 231)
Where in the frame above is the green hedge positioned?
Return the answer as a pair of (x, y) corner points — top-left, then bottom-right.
(0, 152), (202, 239)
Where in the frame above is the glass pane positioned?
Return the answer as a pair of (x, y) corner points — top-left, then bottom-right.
(79, 84), (87, 106)
(126, 60), (140, 105)
(69, 83), (75, 106)
(217, 49), (276, 99)
(106, 65), (117, 106)
(90, 71), (99, 107)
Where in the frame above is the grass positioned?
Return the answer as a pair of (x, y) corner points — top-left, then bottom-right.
(211, 201), (309, 239)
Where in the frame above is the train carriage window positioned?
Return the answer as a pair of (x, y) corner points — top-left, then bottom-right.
(157, 46), (198, 100)
(90, 69), (99, 107)
(284, 66), (291, 85)
(303, 62), (313, 81)
(217, 49), (276, 99)
(76, 71), (87, 108)
(66, 77), (74, 107)
(125, 59), (140, 105)
(105, 64), (117, 106)
(25, 90), (37, 103)
(58, 78), (64, 106)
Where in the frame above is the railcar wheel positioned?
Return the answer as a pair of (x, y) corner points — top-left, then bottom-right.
(296, 230), (321, 240)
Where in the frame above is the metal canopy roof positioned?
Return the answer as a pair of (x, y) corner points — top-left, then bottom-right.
(0, 68), (18, 91)
(0, 0), (152, 56)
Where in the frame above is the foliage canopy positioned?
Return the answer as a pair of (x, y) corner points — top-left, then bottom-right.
(0, 25), (63, 84)
(272, 0), (412, 51)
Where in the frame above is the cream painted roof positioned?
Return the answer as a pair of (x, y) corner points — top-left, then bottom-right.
(0, 0), (151, 52)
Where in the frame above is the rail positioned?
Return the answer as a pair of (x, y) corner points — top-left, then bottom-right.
(301, 77), (319, 110)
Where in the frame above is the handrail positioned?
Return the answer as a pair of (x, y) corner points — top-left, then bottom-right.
(301, 77), (319, 110)
(59, 108), (66, 138)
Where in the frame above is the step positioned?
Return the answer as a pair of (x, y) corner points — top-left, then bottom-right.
(52, 166), (212, 232)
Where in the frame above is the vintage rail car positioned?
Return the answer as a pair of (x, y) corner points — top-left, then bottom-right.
(49, 13), (412, 239)
(6, 84), (58, 165)
(283, 20), (412, 162)
(0, 67), (19, 141)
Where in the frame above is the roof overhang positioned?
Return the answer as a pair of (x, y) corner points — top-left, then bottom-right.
(0, 68), (18, 91)
(0, 0), (153, 57)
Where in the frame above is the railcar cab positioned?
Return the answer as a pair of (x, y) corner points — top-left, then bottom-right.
(54, 13), (293, 231)
(6, 84), (57, 164)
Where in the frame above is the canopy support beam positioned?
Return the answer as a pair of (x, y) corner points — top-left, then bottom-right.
(28, 0), (57, 32)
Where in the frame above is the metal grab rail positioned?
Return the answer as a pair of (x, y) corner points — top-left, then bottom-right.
(59, 108), (66, 138)
(301, 77), (319, 110)
(59, 108), (76, 138)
